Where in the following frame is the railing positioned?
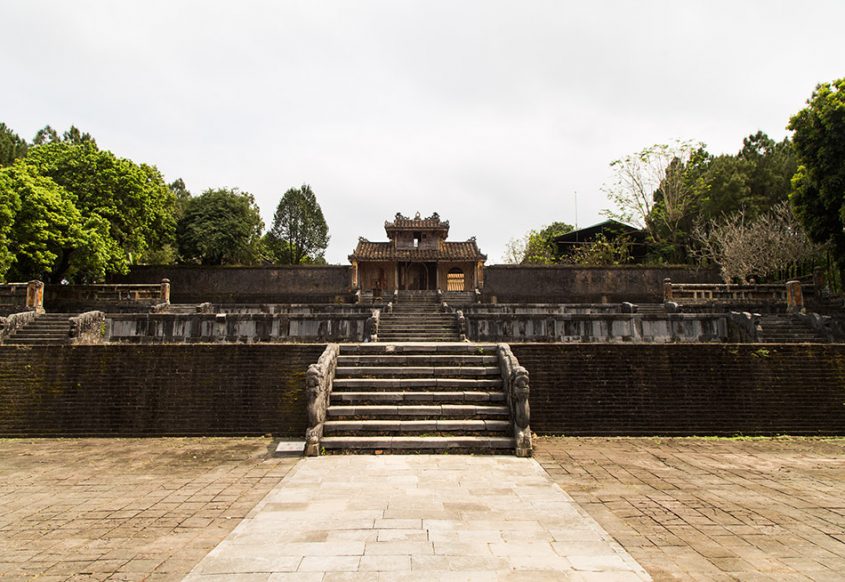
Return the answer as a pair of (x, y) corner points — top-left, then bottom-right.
(51, 280), (169, 303)
(0, 281), (44, 313)
(304, 344), (340, 456)
(497, 344), (531, 458)
(664, 279), (809, 310)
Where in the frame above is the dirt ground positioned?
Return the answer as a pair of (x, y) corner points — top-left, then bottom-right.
(0, 437), (843, 581)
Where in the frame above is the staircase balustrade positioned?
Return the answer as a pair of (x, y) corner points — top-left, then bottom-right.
(496, 343), (532, 457)
(304, 343), (340, 457)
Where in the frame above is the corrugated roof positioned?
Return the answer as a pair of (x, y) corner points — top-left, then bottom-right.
(350, 241), (485, 261)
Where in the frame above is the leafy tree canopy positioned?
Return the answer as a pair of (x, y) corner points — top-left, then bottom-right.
(23, 140), (175, 273)
(0, 123), (28, 167)
(788, 78), (845, 271)
(0, 163), (111, 282)
(269, 184), (330, 265)
(176, 188), (265, 265)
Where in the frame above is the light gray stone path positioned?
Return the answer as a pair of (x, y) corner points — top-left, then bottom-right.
(184, 455), (651, 581)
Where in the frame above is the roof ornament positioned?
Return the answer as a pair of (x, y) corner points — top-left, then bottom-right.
(414, 211), (421, 220)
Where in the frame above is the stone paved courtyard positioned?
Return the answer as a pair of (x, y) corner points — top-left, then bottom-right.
(536, 437), (845, 582)
(0, 437), (842, 581)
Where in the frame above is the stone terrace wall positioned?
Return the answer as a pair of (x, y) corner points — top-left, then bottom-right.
(106, 313), (370, 343)
(110, 265), (353, 304)
(484, 265), (720, 304)
(0, 345), (322, 437)
(513, 344), (845, 436)
(4, 343), (842, 438)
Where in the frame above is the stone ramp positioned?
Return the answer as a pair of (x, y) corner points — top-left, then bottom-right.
(184, 456), (651, 581)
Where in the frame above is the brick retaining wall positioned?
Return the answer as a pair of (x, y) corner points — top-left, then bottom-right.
(2, 344), (843, 437)
(513, 344), (845, 436)
(0, 344), (323, 437)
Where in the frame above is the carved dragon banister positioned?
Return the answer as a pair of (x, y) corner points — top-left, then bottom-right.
(497, 343), (532, 457)
(304, 343), (340, 456)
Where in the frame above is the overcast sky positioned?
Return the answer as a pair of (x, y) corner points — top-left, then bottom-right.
(2, 1), (843, 263)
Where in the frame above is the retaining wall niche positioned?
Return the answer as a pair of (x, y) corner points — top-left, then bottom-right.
(110, 265), (353, 304)
(513, 344), (845, 436)
(0, 345), (322, 437)
(484, 265), (719, 303)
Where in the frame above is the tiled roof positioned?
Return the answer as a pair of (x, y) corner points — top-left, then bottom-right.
(350, 241), (486, 261)
(385, 212), (449, 232)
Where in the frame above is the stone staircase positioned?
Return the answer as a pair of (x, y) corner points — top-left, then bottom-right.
(378, 291), (460, 342)
(636, 303), (667, 315)
(3, 313), (74, 345)
(320, 343), (515, 454)
(759, 314), (829, 343)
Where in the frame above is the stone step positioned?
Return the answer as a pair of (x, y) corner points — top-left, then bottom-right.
(323, 419), (511, 434)
(337, 354), (498, 366)
(333, 377), (502, 390)
(341, 343), (497, 355)
(330, 391), (506, 404)
(320, 435), (515, 452)
(327, 404), (509, 419)
(5, 338), (68, 344)
(335, 366), (500, 378)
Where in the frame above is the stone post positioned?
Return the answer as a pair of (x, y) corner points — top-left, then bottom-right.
(786, 280), (804, 313)
(663, 278), (673, 302)
(350, 259), (358, 289)
(160, 278), (171, 304)
(26, 280), (44, 313)
(813, 267), (827, 293)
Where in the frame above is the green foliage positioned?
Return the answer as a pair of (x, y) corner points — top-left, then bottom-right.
(0, 163), (110, 281)
(0, 168), (21, 279)
(0, 123), (28, 167)
(788, 78), (845, 271)
(568, 233), (633, 266)
(504, 222), (573, 264)
(269, 184), (330, 265)
(23, 141), (176, 273)
(177, 188), (265, 265)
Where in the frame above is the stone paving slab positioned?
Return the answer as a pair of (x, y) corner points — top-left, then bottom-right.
(536, 437), (845, 582)
(0, 438), (298, 582)
(184, 455), (651, 581)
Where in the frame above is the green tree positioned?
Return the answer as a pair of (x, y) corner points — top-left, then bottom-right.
(0, 123), (28, 167)
(0, 163), (111, 282)
(524, 222), (573, 264)
(603, 140), (704, 263)
(23, 141), (175, 273)
(788, 79), (845, 276)
(568, 233), (634, 266)
(269, 184), (329, 265)
(177, 188), (264, 265)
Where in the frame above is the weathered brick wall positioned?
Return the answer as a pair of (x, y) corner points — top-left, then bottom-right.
(3, 343), (843, 438)
(513, 344), (845, 435)
(484, 265), (720, 303)
(0, 344), (323, 437)
(108, 265), (353, 304)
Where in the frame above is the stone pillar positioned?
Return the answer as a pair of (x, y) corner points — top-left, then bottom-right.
(26, 280), (44, 313)
(786, 280), (803, 313)
(663, 278), (673, 302)
(476, 261), (484, 289)
(351, 259), (358, 289)
(160, 279), (171, 304)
